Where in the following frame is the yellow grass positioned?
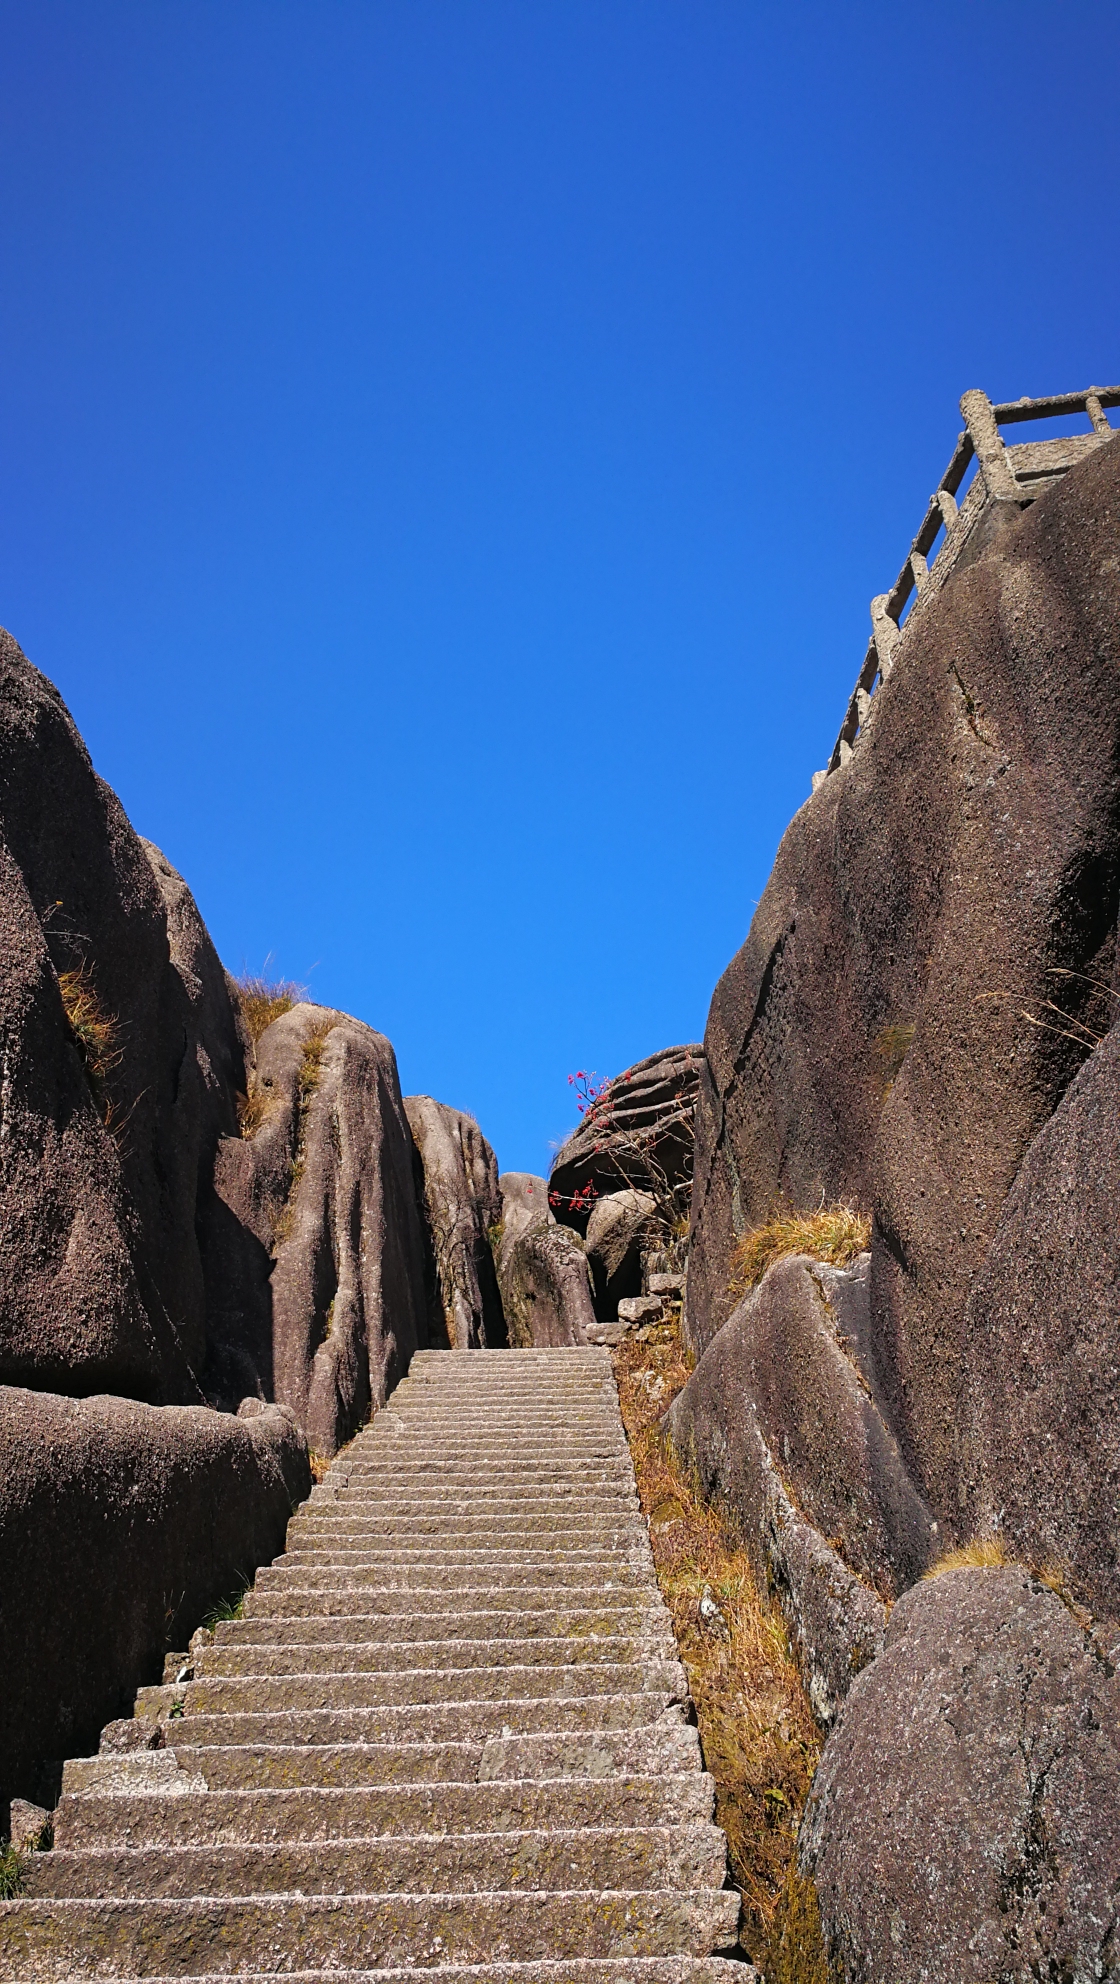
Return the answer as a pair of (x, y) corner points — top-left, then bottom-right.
(923, 1535), (1008, 1579)
(730, 1206), (870, 1298)
(612, 1315), (824, 1966)
(58, 967), (120, 1085)
(235, 974), (306, 1044)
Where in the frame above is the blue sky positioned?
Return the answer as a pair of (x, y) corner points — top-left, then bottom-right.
(2, 2), (1118, 1173)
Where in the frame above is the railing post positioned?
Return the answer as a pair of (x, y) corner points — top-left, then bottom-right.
(1086, 392), (1112, 436)
(870, 595), (899, 678)
(960, 389), (1020, 503)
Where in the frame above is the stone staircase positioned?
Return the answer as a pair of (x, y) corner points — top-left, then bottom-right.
(1, 1348), (746, 1982)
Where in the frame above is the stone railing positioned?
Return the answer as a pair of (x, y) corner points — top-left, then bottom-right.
(818, 385), (1120, 784)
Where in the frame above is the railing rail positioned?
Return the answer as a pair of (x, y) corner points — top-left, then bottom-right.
(820, 385), (1120, 782)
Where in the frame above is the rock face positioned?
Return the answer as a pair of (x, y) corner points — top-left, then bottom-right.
(404, 1096), (506, 1349)
(549, 1045), (705, 1228)
(666, 1253), (934, 1720)
(0, 629), (249, 1405)
(495, 1173), (595, 1348)
(801, 1566), (1120, 1982)
(688, 438), (1120, 1545)
(584, 1188), (656, 1318)
(0, 1383), (308, 1811)
(214, 1005), (430, 1454)
(955, 1021), (1120, 1618)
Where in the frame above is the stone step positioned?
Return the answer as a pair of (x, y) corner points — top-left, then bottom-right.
(195, 1635), (675, 1677)
(278, 1536), (648, 1562)
(21, 1349), (739, 1982)
(156, 1657), (686, 1716)
(64, 1719), (702, 1793)
(55, 1775), (717, 1850)
(287, 1491), (638, 1523)
(0, 1887), (741, 1974)
(33, 1964), (752, 1984)
(212, 1605), (662, 1647)
(276, 1539), (646, 1566)
(286, 1514), (645, 1541)
(153, 1690), (680, 1750)
(254, 1558), (653, 1591)
(304, 1488), (638, 1509)
(331, 1459), (634, 1476)
(242, 1581), (655, 1617)
(27, 1823), (728, 1900)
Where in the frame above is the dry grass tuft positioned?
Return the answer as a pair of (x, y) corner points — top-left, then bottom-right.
(308, 1450), (332, 1485)
(236, 1088), (270, 1138)
(612, 1314), (822, 1964)
(764, 1863), (831, 1982)
(58, 967), (120, 1087)
(923, 1534), (1009, 1579)
(235, 975), (307, 1044)
(730, 1206), (870, 1299)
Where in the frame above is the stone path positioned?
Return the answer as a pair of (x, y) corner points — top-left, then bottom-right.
(3, 1348), (744, 1981)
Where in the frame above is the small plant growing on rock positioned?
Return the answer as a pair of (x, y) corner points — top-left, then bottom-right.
(729, 1206), (870, 1297)
(0, 1842), (24, 1900)
(57, 964), (121, 1124)
(235, 973), (307, 1044)
(923, 1534), (1008, 1579)
(201, 1582), (249, 1628)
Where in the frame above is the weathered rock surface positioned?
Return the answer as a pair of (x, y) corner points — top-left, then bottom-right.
(801, 1566), (1120, 1982)
(0, 1383), (307, 1812)
(0, 629), (252, 1404)
(495, 1171), (554, 1248)
(215, 1005), (429, 1453)
(955, 1021), (1120, 1619)
(404, 1095), (506, 1349)
(550, 1046), (705, 1227)
(669, 1255), (933, 1600)
(585, 1188), (657, 1317)
(688, 439), (1120, 1546)
(495, 1174), (595, 1348)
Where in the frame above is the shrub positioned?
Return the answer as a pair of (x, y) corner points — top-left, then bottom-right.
(58, 966), (120, 1088)
(730, 1206), (870, 1298)
(235, 974), (306, 1045)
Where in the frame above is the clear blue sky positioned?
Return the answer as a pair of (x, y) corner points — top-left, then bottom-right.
(2, 3), (1117, 1174)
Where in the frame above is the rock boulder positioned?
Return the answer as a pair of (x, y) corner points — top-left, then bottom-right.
(404, 1096), (506, 1349)
(215, 1004), (430, 1454)
(584, 1188), (656, 1317)
(549, 1045), (704, 1228)
(688, 437), (1120, 1543)
(0, 1383), (308, 1813)
(955, 1020), (1120, 1619)
(667, 1253), (936, 1718)
(801, 1565), (1120, 1981)
(0, 631), (250, 1405)
(495, 1173), (595, 1348)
